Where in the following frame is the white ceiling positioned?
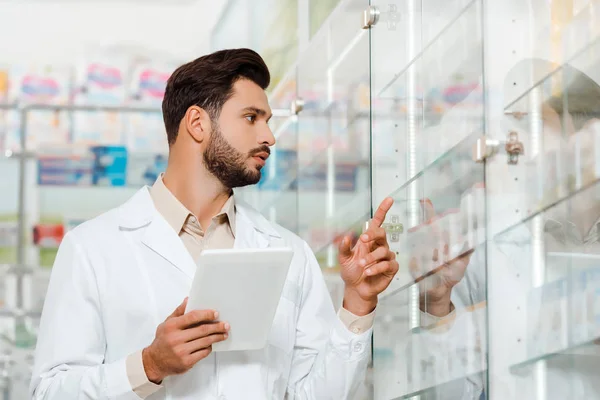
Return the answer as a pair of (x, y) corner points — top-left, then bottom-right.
(0, 0), (227, 65)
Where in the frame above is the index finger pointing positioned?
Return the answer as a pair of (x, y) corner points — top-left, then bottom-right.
(371, 197), (394, 228)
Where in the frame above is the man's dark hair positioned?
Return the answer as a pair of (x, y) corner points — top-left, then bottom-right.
(162, 48), (270, 145)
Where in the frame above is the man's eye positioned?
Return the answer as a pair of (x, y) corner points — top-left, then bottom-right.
(245, 115), (256, 123)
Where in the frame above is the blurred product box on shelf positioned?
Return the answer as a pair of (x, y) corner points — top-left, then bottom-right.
(26, 110), (70, 150)
(8, 66), (71, 150)
(37, 153), (94, 185)
(74, 60), (127, 105)
(527, 278), (569, 359)
(72, 110), (123, 146)
(0, 67), (8, 103)
(37, 145), (166, 187)
(257, 148), (297, 190)
(1, 110), (21, 152)
(32, 224), (65, 248)
(129, 63), (172, 106)
(127, 152), (168, 187)
(10, 65), (71, 105)
(0, 222), (17, 247)
(294, 163), (358, 192)
(90, 145), (128, 186)
(125, 112), (167, 152)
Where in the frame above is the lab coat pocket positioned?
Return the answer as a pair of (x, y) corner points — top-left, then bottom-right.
(266, 295), (298, 400)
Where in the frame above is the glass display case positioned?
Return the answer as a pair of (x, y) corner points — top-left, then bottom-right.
(237, 0), (600, 398)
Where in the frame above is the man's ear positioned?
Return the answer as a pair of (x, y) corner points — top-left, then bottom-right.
(184, 105), (212, 143)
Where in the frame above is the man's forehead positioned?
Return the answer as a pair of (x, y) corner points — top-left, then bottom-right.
(227, 80), (270, 110)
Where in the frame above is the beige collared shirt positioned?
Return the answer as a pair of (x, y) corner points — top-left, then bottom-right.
(127, 176), (374, 398)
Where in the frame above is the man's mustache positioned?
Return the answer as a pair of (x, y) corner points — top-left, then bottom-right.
(248, 146), (271, 157)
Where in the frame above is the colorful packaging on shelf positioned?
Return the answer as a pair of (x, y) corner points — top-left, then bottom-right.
(37, 154), (94, 186)
(90, 145), (128, 186)
(126, 152), (167, 187)
(10, 65), (71, 105)
(32, 223), (65, 248)
(7, 66), (71, 150)
(128, 63), (172, 106)
(74, 61), (127, 105)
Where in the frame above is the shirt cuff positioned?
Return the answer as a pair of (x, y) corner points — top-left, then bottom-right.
(126, 350), (162, 399)
(420, 303), (457, 331)
(338, 307), (375, 334)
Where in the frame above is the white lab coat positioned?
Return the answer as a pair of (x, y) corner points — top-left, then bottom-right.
(30, 187), (371, 400)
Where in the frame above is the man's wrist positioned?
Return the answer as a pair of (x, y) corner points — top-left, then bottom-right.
(343, 287), (377, 316)
(420, 294), (453, 317)
(142, 347), (163, 384)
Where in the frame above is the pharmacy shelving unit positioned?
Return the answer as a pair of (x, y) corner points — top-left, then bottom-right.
(0, 102), (166, 399)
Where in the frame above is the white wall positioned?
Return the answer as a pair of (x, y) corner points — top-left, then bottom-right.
(0, 0), (227, 65)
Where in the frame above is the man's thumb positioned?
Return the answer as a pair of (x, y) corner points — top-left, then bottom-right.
(338, 235), (353, 259)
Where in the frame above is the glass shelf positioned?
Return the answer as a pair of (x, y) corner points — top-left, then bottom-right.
(510, 336), (600, 376)
(377, 0), (480, 99)
(382, 371), (486, 400)
(494, 176), (600, 245)
(387, 130), (481, 200)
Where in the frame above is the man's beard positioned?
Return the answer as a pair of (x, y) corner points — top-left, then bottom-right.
(203, 124), (270, 189)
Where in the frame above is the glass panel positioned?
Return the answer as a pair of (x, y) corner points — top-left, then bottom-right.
(487, 8), (600, 397)
(370, 0), (487, 398)
(297, 0), (371, 296)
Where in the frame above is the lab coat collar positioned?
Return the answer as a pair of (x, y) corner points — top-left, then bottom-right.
(116, 187), (281, 279)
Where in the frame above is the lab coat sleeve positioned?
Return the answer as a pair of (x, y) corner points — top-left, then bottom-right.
(286, 242), (371, 400)
(29, 231), (140, 400)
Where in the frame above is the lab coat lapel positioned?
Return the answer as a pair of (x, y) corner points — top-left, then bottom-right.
(142, 213), (196, 279)
(233, 198), (281, 250)
(118, 187), (196, 280)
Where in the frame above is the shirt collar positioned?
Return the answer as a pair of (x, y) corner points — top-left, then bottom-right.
(149, 175), (236, 236)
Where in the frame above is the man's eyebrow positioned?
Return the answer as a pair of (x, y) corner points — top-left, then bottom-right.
(242, 106), (273, 121)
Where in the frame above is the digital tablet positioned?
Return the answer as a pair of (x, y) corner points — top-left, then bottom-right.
(186, 247), (294, 352)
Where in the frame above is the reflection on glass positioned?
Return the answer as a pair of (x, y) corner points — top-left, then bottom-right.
(371, 0), (486, 398)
